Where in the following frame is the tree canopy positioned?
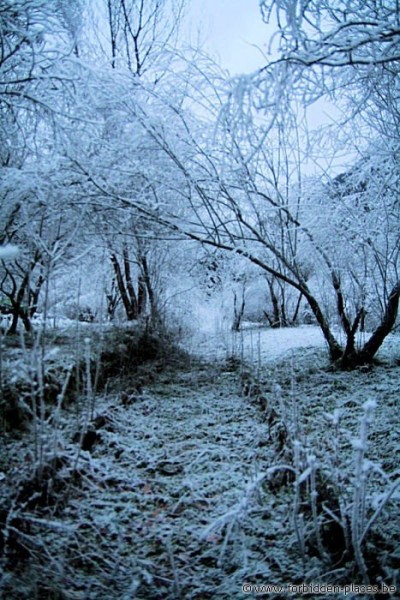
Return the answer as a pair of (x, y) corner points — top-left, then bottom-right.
(0, 0), (399, 366)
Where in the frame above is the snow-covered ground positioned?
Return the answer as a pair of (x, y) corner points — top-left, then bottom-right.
(1, 325), (399, 599)
(188, 323), (399, 365)
(192, 324), (327, 363)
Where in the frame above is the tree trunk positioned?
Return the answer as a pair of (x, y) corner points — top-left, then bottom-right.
(106, 278), (120, 321)
(302, 285), (343, 361)
(8, 311), (19, 335)
(232, 289), (245, 331)
(266, 277), (281, 328)
(29, 272), (45, 318)
(353, 282), (400, 365)
(20, 308), (32, 332)
(5, 272), (32, 334)
(123, 244), (138, 313)
(107, 0), (117, 69)
(266, 277), (299, 327)
(291, 291), (303, 325)
(138, 275), (147, 316)
(110, 253), (138, 320)
(140, 255), (158, 323)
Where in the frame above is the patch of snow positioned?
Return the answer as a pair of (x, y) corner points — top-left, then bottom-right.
(190, 324), (327, 362)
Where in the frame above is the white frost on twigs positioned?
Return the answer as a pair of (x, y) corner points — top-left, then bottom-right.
(352, 439), (365, 451)
(362, 399), (377, 412)
(0, 244), (19, 260)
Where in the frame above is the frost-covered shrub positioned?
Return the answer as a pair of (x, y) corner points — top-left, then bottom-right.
(64, 302), (96, 323)
(99, 322), (188, 385)
(229, 362), (400, 588)
(0, 343), (77, 431)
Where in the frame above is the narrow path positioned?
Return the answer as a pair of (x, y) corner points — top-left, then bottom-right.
(4, 345), (399, 599)
(68, 363), (270, 599)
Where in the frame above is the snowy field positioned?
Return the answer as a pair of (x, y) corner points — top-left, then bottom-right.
(191, 324), (326, 364)
(188, 324), (398, 365)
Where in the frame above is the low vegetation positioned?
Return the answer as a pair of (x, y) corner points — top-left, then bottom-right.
(0, 325), (398, 599)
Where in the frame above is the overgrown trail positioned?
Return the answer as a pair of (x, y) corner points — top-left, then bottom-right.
(2, 346), (400, 599)
(70, 362), (268, 599)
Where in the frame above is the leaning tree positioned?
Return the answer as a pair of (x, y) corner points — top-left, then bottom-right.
(103, 0), (400, 367)
(53, 0), (399, 367)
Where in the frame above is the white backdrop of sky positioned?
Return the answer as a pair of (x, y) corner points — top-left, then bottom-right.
(185, 1), (345, 173)
(187, 0), (271, 75)
(185, 2), (336, 124)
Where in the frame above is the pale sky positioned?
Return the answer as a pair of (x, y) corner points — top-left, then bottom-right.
(185, 0), (340, 159)
(187, 0), (272, 75)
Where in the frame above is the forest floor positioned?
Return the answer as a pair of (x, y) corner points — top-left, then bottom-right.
(0, 326), (399, 599)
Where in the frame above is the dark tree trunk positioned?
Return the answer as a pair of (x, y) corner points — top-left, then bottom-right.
(140, 256), (158, 323)
(302, 285), (343, 361)
(29, 272), (45, 318)
(8, 311), (19, 335)
(4, 271), (33, 334)
(232, 289), (245, 331)
(106, 278), (120, 321)
(352, 282), (400, 366)
(107, 0), (117, 69)
(20, 308), (32, 332)
(110, 253), (138, 320)
(291, 291), (303, 325)
(333, 272), (356, 354)
(280, 300), (288, 327)
(265, 277), (300, 327)
(123, 244), (139, 314)
(266, 277), (281, 327)
(110, 247), (153, 322)
(7, 306), (31, 334)
(138, 275), (147, 316)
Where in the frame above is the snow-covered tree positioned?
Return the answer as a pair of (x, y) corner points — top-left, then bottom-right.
(100, 0), (186, 76)
(115, 31), (399, 366)
(0, 161), (85, 332)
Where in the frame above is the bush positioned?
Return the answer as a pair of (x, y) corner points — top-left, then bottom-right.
(98, 322), (188, 386)
(64, 303), (96, 322)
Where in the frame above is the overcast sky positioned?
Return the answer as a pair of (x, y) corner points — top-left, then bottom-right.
(187, 0), (272, 75)
(185, 0), (341, 168)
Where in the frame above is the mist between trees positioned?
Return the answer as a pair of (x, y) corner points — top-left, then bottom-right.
(0, 0), (399, 368)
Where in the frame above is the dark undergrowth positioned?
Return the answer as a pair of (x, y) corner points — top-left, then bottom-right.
(0, 321), (190, 432)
